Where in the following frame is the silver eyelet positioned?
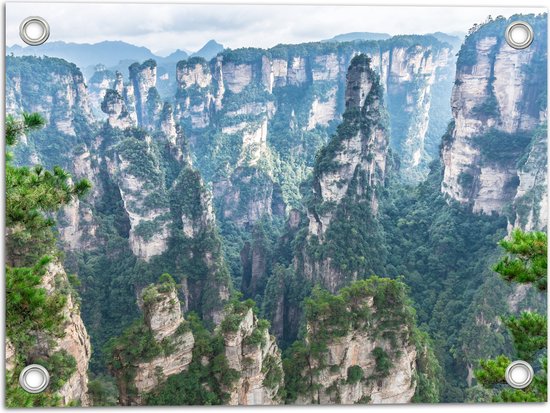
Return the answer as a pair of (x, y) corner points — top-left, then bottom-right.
(19, 16), (50, 46)
(505, 21), (534, 50)
(505, 360), (534, 389)
(19, 364), (50, 394)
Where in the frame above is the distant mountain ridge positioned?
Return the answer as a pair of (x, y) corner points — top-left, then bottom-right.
(7, 39), (224, 71)
(322, 32), (392, 42)
(321, 31), (463, 49)
(7, 40), (159, 68)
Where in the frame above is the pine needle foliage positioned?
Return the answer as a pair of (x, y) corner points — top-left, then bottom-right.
(5, 113), (92, 406)
(492, 229), (547, 291)
(475, 230), (547, 402)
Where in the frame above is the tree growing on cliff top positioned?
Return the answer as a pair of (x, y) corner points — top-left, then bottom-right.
(474, 230), (547, 402)
(493, 229), (547, 292)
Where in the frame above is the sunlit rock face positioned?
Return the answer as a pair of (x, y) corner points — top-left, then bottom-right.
(129, 59), (161, 127)
(292, 279), (429, 405)
(441, 15), (547, 230)
(220, 308), (284, 405)
(164, 37), (453, 231)
(41, 262), (92, 406)
(298, 54), (389, 292)
(6, 56), (93, 137)
(118, 282), (194, 405)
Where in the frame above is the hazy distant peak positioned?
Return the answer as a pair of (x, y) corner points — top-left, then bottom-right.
(425, 32), (464, 50)
(160, 49), (189, 62)
(191, 40), (224, 60)
(6, 40), (157, 68)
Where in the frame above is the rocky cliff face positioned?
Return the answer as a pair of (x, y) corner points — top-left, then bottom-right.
(4, 262), (92, 407)
(142, 283), (185, 341)
(4, 261), (93, 406)
(112, 286), (284, 406)
(240, 222), (276, 299)
(176, 37), (454, 203)
(115, 280), (194, 405)
(6, 56), (94, 138)
(105, 132), (172, 261)
(288, 278), (435, 405)
(88, 64), (117, 118)
(54, 140), (100, 254)
(214, 167), (284, 230)
(441, 15), (547, 229)
(57, 190), (98, 252)
(159, 103), (179, 146)
(221, 307), (284, 405)
(264, 56), (392, 345)
(94, 60), (160, 130)
(175, 57), (216, 128)
(5, 340), (17, 373)
(101, 89), (136, 129)
(296, 332), (417, 404)
(97, 121), (231, 322)
(175, 54), (280, 229)
(164, 37), (453, 232)
(312, 53), (387, 230)
(4, 262), (90, 406)
(6, 56), (101, 253)
(381, 45), (454, 182)
(171, 166), (233, 324)
(40, 262), (92, 406)
(298, 54), (389, 292)
(129, 59), (161, 128)
(89, 67), (231, 322)
(94, 61), (234, 326)
(512, 123), (548, 230)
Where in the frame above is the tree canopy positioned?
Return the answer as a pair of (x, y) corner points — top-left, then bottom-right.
(474, 230), (547, 402)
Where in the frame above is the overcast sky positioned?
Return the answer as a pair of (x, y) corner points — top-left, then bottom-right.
(6, 2), (545, 55)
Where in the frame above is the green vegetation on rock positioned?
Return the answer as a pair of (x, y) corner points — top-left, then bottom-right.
(283, 278), (440, 403)
(5, 113), (90, 406)
(475, 230), (547, 402)
(145, 312), (240, 405)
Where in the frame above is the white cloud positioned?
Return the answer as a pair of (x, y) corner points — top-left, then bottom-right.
(6, 2), (545, 53)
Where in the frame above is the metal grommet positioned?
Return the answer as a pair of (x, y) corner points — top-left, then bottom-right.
(19, 16), (50, 46)
(19, 364), (50, 394)
(505, 360), (534, 389)
(505, 21), (534, 50)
